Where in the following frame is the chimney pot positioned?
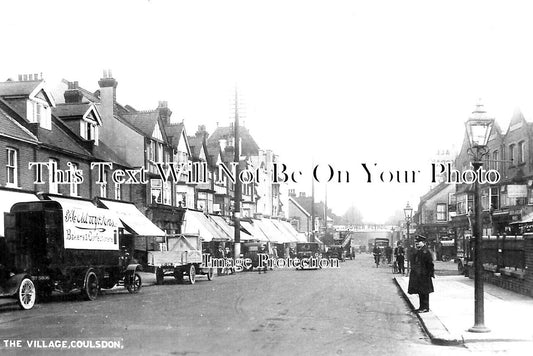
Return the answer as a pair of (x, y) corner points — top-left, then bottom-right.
(18, 74), (22, 81)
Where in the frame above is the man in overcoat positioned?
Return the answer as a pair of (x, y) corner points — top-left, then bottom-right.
(408, 236), (434, 313)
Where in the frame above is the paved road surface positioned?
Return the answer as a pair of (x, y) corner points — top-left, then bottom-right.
(0, 255), (483, 355)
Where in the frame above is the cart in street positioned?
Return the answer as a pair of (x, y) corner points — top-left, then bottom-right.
(145, 233), (213, 285)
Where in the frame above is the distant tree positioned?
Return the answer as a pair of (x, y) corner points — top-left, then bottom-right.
(384, 209), (406, 226)
(341, 205), (363, 225)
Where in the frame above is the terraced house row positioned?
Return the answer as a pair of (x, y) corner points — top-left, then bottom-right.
(0, 72), (302, 258)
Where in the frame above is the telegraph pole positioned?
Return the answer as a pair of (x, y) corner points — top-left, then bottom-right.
(233, 87), (241, 260)
(324, 183), (328, 231)
(311, 162), (315, 243)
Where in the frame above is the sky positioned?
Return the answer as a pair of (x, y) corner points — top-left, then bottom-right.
(2, 0), (533, 222)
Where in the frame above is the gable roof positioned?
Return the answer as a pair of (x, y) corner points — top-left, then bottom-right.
(188, 135), (206, 160)
(289, 196), (311, 217)
(0, 80), (55, 107)
(53, 102), (103, 125)
(121, 110), (161, 138)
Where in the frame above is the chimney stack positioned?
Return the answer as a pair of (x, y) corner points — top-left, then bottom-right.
(64, 81), (83, 103)
(158, 101), (172, 125)
(98, 69), (118, 103)
(196, 125), (208, 138)
(97, 69), (118, 144)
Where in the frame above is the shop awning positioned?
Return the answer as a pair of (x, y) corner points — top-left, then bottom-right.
(254, 218), (290, 244)
(271, 219), (298, 243)
(0, 189), (39, 236)
(97, 198), (165, 236)
(240, 220), (270, 242)
(182, 210), (230, 242)
(211, 215), (253, 241)
(510, 212), (533, 225)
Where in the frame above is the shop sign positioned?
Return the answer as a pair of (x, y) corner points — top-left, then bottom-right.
(507, 185), (527, 198)
(63, 207), (119, 250)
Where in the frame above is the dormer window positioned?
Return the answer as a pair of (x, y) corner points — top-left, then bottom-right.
(81, 120), (99, 145)
(27, 99), (51, 130)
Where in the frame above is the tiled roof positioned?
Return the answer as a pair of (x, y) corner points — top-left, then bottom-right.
(207, 125), (260, 156)
(53, 103), (92, 118)
(0, 80), (41, 97)
(38, 119), (92, 157)
(0, 107), (38, 143)
(187, 135), (203, 159)
(92, 141), (131, 167)
(164, 122), (185, 147)
(121, 110), (159, 137)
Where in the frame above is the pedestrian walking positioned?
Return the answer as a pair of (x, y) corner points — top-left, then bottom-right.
(215, 245), (225, 276)
(407, 236), (434, 313)
(258, 244), (268, 274)
(394, 241), (405, 275)
(225, 246), (235, 275)
(372, 244), (381, 267)
(385, 245), (393, 264)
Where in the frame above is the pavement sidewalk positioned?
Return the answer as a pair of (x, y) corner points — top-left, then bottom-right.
(394, 273), (533, 346)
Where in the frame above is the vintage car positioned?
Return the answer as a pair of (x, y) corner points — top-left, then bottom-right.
(326, 245), (346, 262)
(295, 242), (322, 269)
(241, 242), (269, 271)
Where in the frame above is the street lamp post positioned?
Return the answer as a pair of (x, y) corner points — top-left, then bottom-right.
(404, 202), (413, 273)
(465, 103), (493, 333)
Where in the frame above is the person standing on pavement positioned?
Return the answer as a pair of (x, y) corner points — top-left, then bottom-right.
(408, 236), (434, 313)
(394, 241), (405, 275)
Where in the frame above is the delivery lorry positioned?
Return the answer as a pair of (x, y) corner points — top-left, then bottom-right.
(0, 198), (142, 310)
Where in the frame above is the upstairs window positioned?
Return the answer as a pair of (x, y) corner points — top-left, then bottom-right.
(509, 144), (516, 165)
(28, 100), (51, 130)
(518, 141), (526, 164)
(100, 170), (108, 198)
(6, 148), (18, 187)
(49, 159), (59, 194)
(436, 203), (447, 221)
(492, 150), (499, 170)
(69, 163), (79, 197)
(114, 183), (121, 200)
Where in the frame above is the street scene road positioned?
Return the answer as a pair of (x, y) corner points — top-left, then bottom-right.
(0, 255), (479, 356)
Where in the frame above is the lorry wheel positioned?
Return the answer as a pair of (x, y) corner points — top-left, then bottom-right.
(189, 265), (196, 285)
(83, 271), (99, 301)
(174, 269), (183, 283)
(18, 278), (36, 310)
(207, 268), (214, 281)
(156, 268), (164, 285)
(126, 273), (142, 294)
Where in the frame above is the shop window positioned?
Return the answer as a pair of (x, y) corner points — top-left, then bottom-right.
(151, 179), (162, 204)
(490, 187), (499, 209)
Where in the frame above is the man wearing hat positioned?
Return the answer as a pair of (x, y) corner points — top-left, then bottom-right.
(408, 235), (434, 313)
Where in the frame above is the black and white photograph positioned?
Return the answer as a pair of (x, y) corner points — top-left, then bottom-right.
(1, 1), (533, 355)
